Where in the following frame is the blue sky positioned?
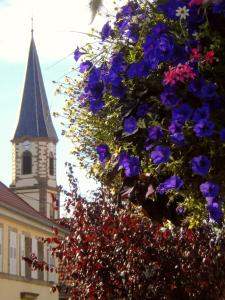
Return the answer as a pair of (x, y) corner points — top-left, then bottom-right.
(0, 0), (117, 195)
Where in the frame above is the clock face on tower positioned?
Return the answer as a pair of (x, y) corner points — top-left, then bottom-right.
(22, 141), (31, 151)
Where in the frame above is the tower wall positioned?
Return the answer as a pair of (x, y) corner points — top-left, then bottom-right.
(10, 138), (59, 219)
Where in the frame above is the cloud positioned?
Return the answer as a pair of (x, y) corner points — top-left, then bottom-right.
(0, 0), (116, 63)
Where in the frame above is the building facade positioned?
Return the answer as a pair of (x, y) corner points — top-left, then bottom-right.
(0, 32), (64, 300)
(0, 182), (61, 300)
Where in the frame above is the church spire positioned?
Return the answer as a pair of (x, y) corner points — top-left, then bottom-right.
(11, 35), (59, 219)
(13, 36), (58, 142)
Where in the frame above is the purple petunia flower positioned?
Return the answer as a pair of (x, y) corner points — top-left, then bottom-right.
(111, 83), (126, 99)
(74, 47), (83, 61)
(157, 175), (184, 195)
(188, 78), (217, 99)
(110, 52), (126, 74)
(119, 151), (141, 177)
(156, 33), (175, 61)
(191, 155), (211, 176)
(79, 60), (93, 73)
(96, 144), (110, 163)
(219, 128), (225, 141)
(123, 116), (138, 134)
(89, 99), (104, 114)
(192, 105), (210, 123)
(151, 23), (169, 36)
(200, 181), (220, 198)
(150, 145), (171, 164)
(168, 121), (183, 134)
(101, 22), (112, 41)
(160, 90), (180, 108)
(126, 23), (139, 43)
(208, 202), (223, 223)
(123, 156), (141, 177)
(193, 120), (214, 137)
(157, 1), (182, 20)
(148, 126), (164, 142)
(170, 133), (186, 146)
(137, 103), (150, 117)
(127, 60), (150, 78)
(172, 103), (193, 123)
(201, 81), (217, 99)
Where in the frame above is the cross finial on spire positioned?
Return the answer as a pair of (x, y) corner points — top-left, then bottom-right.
(31, 16), (34, 36)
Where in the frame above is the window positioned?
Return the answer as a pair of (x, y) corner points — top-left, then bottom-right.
(49, 152), (54, 176)
(22, 151), (32, 174)
(24, 236), (32, 279)
(20, 292), (39, 300)
(48, 250), (55, 282)
(9, 231), (17, 275)
(38, 241), (44, 281)
(31, 238), (38, 279)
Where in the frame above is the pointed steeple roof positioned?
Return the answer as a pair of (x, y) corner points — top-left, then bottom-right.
(13, 35), (58, 142)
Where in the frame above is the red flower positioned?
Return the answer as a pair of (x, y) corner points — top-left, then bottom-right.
(205, 50), (215, 64)
(191, 48), (201, 60)
(164, 64), (196, 86)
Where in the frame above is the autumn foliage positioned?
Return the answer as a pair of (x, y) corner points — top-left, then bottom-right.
(23, 169), (225, 300)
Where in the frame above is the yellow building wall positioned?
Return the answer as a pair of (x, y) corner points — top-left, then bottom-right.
(0, 276), (58, 300)
(0, 211), (58, 300)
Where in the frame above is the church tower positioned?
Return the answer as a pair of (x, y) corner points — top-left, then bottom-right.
(10, 32), (59, 219)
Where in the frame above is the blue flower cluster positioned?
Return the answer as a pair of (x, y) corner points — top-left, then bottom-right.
(73, 0), (225, 224)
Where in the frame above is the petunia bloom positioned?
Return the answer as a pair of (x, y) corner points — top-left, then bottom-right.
(101, 22), (112, 41)
(191, 155), (211, 176)
(119, 152), (141, 177)
(157, 175), (184, 194)
(97, 144), (110, 163)
(193, 120), (214, 137)
(172, 104), (193, 123)
(200, 181), (220, 198)
(123, 116), (138, 134)
(150, 145), (171, 164)
(208, 202), (223, 223)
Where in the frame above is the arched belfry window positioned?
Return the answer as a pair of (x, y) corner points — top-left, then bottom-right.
(22, 151), (32, 175)
(49, 152), (54, 176)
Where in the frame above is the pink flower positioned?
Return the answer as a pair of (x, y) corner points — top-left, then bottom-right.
(188, 0), (203, 6)
(163, 64), (196, 86)
(205, 50), (215, 64)
(191, 48), (201, 61)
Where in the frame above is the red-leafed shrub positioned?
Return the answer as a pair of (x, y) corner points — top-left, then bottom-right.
(35, 173), (224, 300)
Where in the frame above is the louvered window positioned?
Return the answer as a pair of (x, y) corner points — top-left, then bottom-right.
(22, 151), (32, 174)
(49, 152), (54, 176)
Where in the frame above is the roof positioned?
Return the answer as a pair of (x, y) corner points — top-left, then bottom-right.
(0, 181), (60, 229)
(13, 35), (58, 142)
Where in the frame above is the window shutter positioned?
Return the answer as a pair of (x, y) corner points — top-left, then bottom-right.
(25, 236), (31, 279)
(43, 244), (47, 281)
(20, 234), (25, 276)
(48, 249), (55, 282)
(31, 238), (38, 279)
(0, 227), (3, 272)
(9, 231), (17, 275)
(38, 241), (44, 281)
